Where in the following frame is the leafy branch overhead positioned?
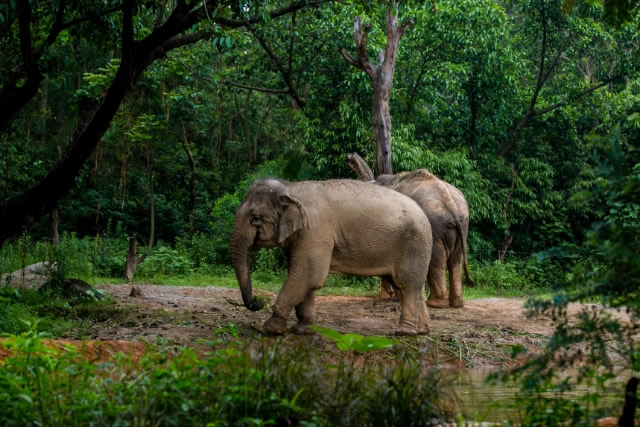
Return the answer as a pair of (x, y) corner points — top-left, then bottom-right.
(0, 0), (330, 245)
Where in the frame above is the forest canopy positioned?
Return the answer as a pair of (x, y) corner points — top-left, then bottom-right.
(0, 0), (638, 268)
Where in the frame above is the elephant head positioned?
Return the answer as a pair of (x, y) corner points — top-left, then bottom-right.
(230, 179), (309, 311)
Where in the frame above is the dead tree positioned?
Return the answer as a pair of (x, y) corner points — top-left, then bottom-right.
(340, 5), (413, 175)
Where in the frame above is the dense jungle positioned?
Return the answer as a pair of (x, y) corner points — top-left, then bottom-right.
(1, 0), (640, 425)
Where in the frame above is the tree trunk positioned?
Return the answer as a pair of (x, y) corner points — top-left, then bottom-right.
(497, 233), (513, 262)
(179, 119), (197, 239)
(466, 73), (478, 152)
(50, 205), (60, 244)
(147, 149), (155, 251)
(124, 235), (148, 282)
(50, 145), (62, 244)
(346, 152), (375, 181)
(340, 5), (413, 176)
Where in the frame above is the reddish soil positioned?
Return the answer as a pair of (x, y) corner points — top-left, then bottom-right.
(0, 338), (146, 363)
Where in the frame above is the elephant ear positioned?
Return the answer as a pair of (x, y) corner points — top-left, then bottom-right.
(277, 195), (310, 243)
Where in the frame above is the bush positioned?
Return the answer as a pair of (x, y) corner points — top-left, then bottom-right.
(0, 327), (455, 426)
(136, 246), (194, 277)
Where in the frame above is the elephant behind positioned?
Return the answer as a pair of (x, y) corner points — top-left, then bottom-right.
(347, 153), (473, 308)
(230, 178), (433, 336)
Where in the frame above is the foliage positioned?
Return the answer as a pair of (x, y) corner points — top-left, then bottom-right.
(0, 287), (117, 338)
(136, 246), (194, 277)
(496, 128), (640, 425)
(0, 326), (455, 426)
(313, 326), (395, 353)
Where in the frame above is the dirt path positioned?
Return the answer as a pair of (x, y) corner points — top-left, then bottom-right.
(85, 284), (630, 368)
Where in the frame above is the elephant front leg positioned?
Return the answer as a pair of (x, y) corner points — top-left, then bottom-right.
(264, 253), (330, 335)
(263, 279), (304, 335)
(291, 291), (316, 335)
(395, 287), (428, 336)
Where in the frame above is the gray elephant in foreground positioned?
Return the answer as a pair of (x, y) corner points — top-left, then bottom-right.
(347, 153), (474, 308)
(230, 178), (433, 336)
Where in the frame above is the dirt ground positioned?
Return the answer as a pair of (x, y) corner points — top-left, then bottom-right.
(61, 283), (627, 368)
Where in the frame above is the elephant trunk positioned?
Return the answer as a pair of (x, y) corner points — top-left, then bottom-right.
(230, 221), (264, 311)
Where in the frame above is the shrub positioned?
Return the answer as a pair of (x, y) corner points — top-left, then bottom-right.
(136, 246), (194, 277)
(0, 327), (455, 426)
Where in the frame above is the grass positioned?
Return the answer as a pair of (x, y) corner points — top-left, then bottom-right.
(95, 267), (551, 300)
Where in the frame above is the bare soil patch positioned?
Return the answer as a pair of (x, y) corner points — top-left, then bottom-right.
(65, 284), (627, 368)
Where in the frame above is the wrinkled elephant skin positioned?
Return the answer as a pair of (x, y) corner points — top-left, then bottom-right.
(230, 178), (433, 336)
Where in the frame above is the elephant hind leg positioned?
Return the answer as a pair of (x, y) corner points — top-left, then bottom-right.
(426, 239), (449, 309)
(426, 264), (449, 309)
(448, 245), (464, 309)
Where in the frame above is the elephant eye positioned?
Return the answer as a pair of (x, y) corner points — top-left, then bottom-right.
(250, 215), (263, 224)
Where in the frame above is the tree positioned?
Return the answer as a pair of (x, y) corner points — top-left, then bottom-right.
(0, 0), (329, 245)
(340, 3), (413, 175)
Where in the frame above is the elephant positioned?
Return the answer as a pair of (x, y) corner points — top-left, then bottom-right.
(230, 178), (433, 336)
(346, 153), (474, 309)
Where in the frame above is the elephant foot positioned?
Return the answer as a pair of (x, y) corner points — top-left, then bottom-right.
(449, 298), (464, 308)
(290, 323), (314, 335)
(417, 326), (430, 335)
(426, 298), (449, 309)
(263, 316), (288, 335)
(394, 326), (418, 337)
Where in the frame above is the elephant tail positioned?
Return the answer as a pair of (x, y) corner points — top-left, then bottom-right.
(460, 233), (475, 287)
(452, 208), (474, 288)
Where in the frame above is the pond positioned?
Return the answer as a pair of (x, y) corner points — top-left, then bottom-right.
(451, 368), (632, 424)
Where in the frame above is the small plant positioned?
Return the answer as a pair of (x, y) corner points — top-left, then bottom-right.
(313, 326), (395, 353)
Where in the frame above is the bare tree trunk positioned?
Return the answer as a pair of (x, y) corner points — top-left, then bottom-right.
(235, 92), (258, 167)
(497, 233), (513, 262)
(124, 234), (148, 281)
(179, 119), (197, 239)
(50, 206), (59, 244)
(466, 73), (478, 152)
(340, 5), (413, 176)
(147, 149), (155, 251)
(40, 77), (48, 147)
(50, 145), (62, 244)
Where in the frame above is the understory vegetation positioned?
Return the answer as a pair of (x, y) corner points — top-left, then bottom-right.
(0, 327), (455, 426)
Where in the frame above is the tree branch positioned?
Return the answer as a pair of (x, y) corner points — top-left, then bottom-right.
(341, 16), (375, 78)
(339, 48), (361, 68)
(214, 0), (331, 28)
(226, 81), (289, 94)
(533, 79), (612, 117)
(251, 29), (306, 109)
(0, 0), (325, 242)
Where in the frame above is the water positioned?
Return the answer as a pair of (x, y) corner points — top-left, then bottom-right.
(449, 368), (631, 424)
